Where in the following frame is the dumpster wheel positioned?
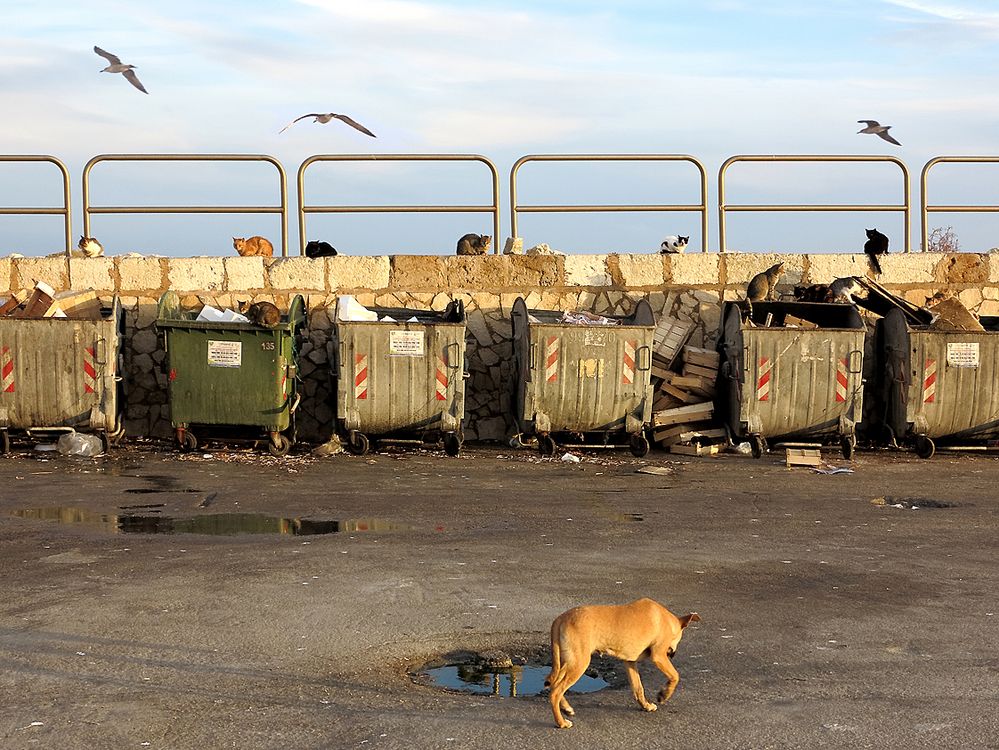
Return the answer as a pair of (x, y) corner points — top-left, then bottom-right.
(442, 431), (462, 457)
(0, 430), (9, 454)
(177, 429), (198, 452)
(268, 433), (292, 457)
(914, 435), (935, 460)
(750, 435), (767, 459)
(629, 432), (651, 458)
(347, 431), (370, 456)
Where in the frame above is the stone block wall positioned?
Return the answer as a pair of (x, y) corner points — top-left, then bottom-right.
(2, 252), (997, 443)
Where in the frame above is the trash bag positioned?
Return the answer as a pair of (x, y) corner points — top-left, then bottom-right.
(57, 432), (104, 457)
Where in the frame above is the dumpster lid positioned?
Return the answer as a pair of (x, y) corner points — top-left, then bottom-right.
(335, 297), (465, 324)
(735, 300), (866, 330)
(512, 297), (654, 327)
(156, 292), (306, 331)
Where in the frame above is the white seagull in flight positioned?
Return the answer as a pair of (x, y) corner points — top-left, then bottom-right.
(857, 120), (901, 146)
(279, 112), (376, 137)
(94, 46), (148, 94)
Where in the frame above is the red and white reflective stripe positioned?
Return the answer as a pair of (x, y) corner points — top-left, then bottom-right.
(923, 358), (937, 404)
(83, 346), (97, 393)
(545, 336), (559, 383)
(1, 346), (13, 393)
(354, 353), (368, 400)
(756, 356), (771, 401)
(435, 356), (448, 401)
(835, 358), (849, 403)
(622, 339), (636, 385)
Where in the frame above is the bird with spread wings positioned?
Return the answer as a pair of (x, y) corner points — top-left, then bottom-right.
(857, 120), (901, 146)
(94, 46), (148, 94)
(279, 113), (376, 137)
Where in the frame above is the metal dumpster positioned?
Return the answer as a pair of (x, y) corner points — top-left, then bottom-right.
(717, 301), (865, 459)
(876, 307), (999, 458)
(0, 297), (124, 452)
(156, 293), (306, 456)
(331, 299), (467, 456)
(510, 297), (655, 457)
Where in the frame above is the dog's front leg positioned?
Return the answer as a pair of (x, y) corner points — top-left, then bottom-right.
(650, 651), (680, 703)
(623, 661), (657, 712)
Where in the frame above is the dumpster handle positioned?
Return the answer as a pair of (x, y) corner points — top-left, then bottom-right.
(339, 341), (346, 370)
(95, 337), (107, 366)
(444, 342), (461, 369)
(636, 345), (651, 371)
(848, 349), (863, 374)
(530, 342), (537, 370)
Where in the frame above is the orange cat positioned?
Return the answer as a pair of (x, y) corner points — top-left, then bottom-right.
(232, 236), (274, 257)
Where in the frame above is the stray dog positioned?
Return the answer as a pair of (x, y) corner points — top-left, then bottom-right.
(545, 598), (700, 729)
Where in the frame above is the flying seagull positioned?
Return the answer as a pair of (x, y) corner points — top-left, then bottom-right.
(857, 120), (900, 146)
(279, 113), (376, 137)
(94, 46), (148, 94)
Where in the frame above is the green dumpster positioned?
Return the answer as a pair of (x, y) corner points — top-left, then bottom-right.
(156, 293), (306, 456)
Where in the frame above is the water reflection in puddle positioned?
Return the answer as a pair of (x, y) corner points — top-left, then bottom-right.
(425, 665), (608, 698)
(12, 507), (408, 536)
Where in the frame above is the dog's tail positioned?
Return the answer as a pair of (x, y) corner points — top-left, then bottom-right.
(545, 621), (564, 689)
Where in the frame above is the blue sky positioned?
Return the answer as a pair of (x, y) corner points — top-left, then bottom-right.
(2, 0), (999, 255)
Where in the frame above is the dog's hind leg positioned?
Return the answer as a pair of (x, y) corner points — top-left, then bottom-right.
(650, 649), (681, 703)
(623, 661), (657, 712)
(549, 657), (589, 729)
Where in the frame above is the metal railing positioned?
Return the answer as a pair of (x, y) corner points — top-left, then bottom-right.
(509, 154), (709, 251)
(82, 154), (290, 255)
(297, 154), (501, 255)
(921, 156), (999, 252)
(0, 155), (73, 253)
(718, 155), (911, 253)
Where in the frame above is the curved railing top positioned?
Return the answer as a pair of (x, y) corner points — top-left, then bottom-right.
(0, 155), (72, 253)
(297, 154), (500, 255)
(510, 154), (709, 252)
(82, 153), (289, 255)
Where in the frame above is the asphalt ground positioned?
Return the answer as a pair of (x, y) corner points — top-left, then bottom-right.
(1, 441), (997, 749)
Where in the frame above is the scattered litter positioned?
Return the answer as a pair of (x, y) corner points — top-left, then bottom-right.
(336, 294), (379, 322)
(559, 310), (619, 326)
(873, 496), (957, 509)
(560, 453), (581, 463)
(17, 722), (44, 730)
(197, 492), (217, 508)
(812, 465), (854, 475)
(635, 466), (672, 475)
(730, 442), (752, 454)
(33, 444), (58, 452)
(312, 435), (345, 456)
(196, 304), (249, 324)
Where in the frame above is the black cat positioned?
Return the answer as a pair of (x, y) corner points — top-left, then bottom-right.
(305, 240), (337, 258)
(864, 228), (888, 275)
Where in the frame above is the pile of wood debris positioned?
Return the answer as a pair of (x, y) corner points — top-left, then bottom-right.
(0, 282), (102, 319)
(647, 313), (725, 455)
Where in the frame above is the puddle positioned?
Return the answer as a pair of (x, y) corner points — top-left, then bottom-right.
(12, 508), (409, 536)
(424, 664), (608, 698)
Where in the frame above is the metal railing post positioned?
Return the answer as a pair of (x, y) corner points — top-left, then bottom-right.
(921, 156), (999, 251)
(0, 155), (72, 253)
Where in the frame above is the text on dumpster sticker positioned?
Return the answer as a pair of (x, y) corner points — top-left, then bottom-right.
(207, 340), (242, 368)
(946, 342), (979, 368)
(389, 330), (425, 356)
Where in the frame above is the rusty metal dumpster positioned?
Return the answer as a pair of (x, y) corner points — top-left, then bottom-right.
(876, 307), (999, 458)
(717, 301), (866, 459)
(331, 299), (467, 456)
(0, 297), (124, 452)
(156, 293), (305, 456)
(510, 297), (655, 457)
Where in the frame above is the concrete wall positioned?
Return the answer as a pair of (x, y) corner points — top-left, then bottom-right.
(3, 251), (998, 442)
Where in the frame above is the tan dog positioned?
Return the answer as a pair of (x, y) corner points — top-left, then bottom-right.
(545, 598), (700, 729)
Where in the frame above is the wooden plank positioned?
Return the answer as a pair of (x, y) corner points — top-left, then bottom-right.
(0, 291), (27, 317)
(54, 289), (102, 319)
(682, 346), (720, 369)
(783, 314), (818, 330)
(653, 424), (689, 445)
(651, 364), (674, 381)
(660, 381), (701, 404)
(785, 447), (823, 467)
(679, 427), (728, 442)
(670, 443), (722, 456)
(682, 362), (718, 380)
(653, 393), (684, 412)
(652, 401), (713, 428)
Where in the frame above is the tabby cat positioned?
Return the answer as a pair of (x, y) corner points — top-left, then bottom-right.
(233, 236), (274, 257)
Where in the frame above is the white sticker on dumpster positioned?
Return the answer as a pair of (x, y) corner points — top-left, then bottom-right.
(946, 342), (979, 368)
(207, 340), (242, 368)
(389, 330), (424, 356)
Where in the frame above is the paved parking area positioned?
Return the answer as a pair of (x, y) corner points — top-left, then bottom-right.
(1, 444), (997, 749)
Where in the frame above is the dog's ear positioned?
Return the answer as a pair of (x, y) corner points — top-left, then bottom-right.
(680, 612), (701, 628)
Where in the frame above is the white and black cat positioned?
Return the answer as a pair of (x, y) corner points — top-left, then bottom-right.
(660, 235), (689, 254)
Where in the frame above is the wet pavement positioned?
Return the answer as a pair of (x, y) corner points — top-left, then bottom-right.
(1, 442), (997, 749)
